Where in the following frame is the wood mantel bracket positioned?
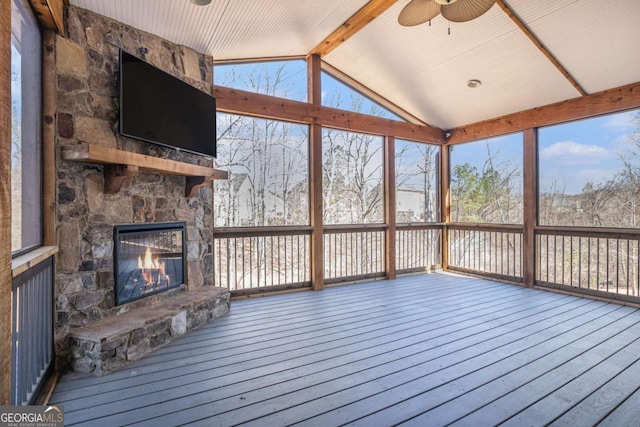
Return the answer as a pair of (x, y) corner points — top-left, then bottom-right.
(186, 175), (218, 198)
(103, 164), (139, 194)
(62, 143), (228, 198)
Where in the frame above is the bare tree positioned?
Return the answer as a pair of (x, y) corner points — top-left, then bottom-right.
(322, 129), (383, 224)
(481, 144), (522, 223)
(395, 141), (439, 222)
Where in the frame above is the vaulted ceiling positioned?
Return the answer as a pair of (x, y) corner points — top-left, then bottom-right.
(69, 0), (640, 131)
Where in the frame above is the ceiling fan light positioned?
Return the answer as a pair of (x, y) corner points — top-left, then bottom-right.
(190, 0), (211, 6)
(434, 0), (458, 4)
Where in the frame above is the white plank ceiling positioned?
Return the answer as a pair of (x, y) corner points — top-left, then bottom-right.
(70, 0), (640, 130)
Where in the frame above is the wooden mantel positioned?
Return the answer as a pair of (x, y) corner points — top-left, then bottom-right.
(62, 142), (228, 197)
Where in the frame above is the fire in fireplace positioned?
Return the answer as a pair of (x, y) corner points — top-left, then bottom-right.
(113, 222), (186, 305)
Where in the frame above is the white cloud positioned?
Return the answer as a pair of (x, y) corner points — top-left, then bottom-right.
(602, 112), (635, 130)
(611, 133), (634, 152)
(540, 140), (612, 166)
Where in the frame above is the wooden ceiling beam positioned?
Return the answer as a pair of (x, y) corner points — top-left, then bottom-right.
(447, 81), (640, 144)
(496, 0), (586, 96)
(309, 0), (398, 57)
(28, 0), (65, 36)
(214, 85), (446, 144)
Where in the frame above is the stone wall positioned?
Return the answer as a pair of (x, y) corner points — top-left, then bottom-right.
(54, 6), (216, 370)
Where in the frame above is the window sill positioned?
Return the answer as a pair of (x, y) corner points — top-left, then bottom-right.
(12, 246), (58, 278)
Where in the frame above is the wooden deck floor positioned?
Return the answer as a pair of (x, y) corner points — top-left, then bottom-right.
(50, 272), (640, 426)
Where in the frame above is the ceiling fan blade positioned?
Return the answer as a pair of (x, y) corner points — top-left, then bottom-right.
(440, 0), (496, 22)
(398, 0), (441, 27)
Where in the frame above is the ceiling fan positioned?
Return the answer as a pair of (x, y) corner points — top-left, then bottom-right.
(398, 0), (496, 26)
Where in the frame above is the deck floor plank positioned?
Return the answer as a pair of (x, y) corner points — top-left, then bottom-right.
(60, 285), (532, 422)
(280, 303), (628, 427)
(48, 273), (640, 427)
(55, 279), (514, 398)
(121, 294), (587, 426)
(500, 335), (640, 426)
(597, 381), (640, 427)
(425, 316), (640, 426)
(548, 351), (640, 426)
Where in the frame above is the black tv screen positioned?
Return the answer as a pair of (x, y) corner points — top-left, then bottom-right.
(119, 50), (216, 158)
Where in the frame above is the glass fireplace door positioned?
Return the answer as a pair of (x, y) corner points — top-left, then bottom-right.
(114, 222), (186, 305)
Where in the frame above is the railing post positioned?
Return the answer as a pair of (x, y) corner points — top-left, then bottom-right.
(440, 145), (451, 270)
(523, 128), (538, 287)
(1, 0), (13, 405)
(308, 54), (324, 290)
(385, 136), (396, 279)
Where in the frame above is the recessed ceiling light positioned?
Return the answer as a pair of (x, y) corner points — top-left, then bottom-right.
(191, 0), (211, 5)
(467, 79), (482, 88)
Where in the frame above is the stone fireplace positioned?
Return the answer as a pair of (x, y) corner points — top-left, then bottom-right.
(53, 6), (228, 373)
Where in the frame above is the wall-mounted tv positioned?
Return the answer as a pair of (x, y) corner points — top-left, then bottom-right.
(119, 50), (217, 158)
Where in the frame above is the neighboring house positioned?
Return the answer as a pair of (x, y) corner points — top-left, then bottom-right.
(397, 185), (427, 223)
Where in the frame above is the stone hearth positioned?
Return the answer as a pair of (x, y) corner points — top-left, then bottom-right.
(70, 287), (229, 376)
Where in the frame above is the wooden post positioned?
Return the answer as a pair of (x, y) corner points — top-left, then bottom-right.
(307, 54), (322, 105)
(307, 54), (324, 290)
(310, 123), (324, 291)
(523, 128), (538, 287)
(42, 30), (56, 246)
(440, 145), (451, 270)
(385, 136), (396, 279)
(1, 0), (13, 405)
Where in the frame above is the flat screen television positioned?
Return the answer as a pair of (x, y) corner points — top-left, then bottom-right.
(119, 50), (217, 158)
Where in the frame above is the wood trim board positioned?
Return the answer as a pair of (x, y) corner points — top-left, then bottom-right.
(447, 81), (640, 144)
(1, 0), (13, 405)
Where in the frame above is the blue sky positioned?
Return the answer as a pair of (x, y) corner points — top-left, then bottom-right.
(450, 132), (523, 187)
(449, 111), (639, 196)
(539, 111), (637, 194)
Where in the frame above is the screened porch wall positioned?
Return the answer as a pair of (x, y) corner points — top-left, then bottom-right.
(211, 82), (640, 304)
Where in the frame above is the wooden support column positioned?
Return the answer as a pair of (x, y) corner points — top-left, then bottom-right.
(440, 145), (451, 270)
(42, 29), (56, 246)
(310, 123), (324, 290)
(1, 0), (13, 405)
(385, 136), (396, 279)
(307, 54), (321, 105)
(308, 54), (324, 290)
(523, 128), (538, 287)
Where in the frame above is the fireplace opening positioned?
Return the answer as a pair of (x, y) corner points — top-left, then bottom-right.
(114, 222), (186, 305)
